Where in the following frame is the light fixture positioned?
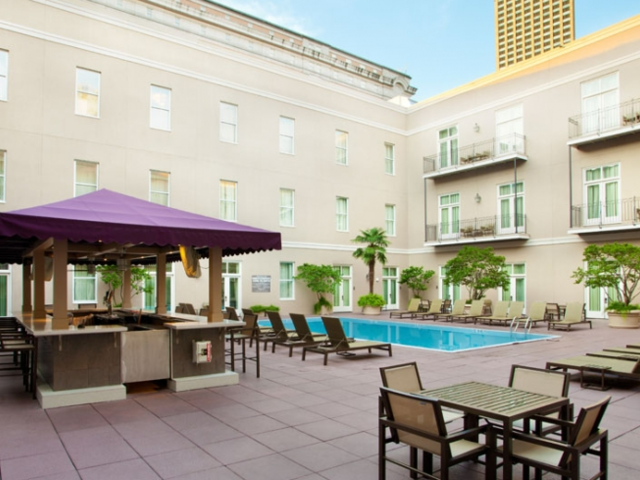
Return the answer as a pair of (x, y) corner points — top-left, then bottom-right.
(117, 257), (128, 272)
(474, 123), (480, 133)
(475, 193), (482, 203)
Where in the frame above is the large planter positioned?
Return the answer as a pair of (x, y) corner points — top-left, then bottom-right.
(607, 310), (640, 329)
(362, 306), (382, 315)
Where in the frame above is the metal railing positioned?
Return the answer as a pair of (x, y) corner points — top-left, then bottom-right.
(571, 197), (640, 228)
(423, 133), (526, 174)
(568, 98), (640, 140)
(425, 214), (526, 242)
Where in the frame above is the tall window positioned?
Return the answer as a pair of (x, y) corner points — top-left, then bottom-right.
(220, 180), (237, 221)
(335, 130), (348, 165)
(279, 117), (295, 154)
(143, 264), (174, 312)
(0, 50), (8, 101)
(495, 104), (523, 154)
(384, 143), (395, 175)
(582, 72), (619, 134)
(75, 68), (100, 117)
(150, 170), (170, 206)
(499, 263), (526, 304)
(439, 193), (460, 239)
(279, 188), (294, 227)
(584, 164), (620, 225)
(150, 85), (171, 130)
(280, 262), (294, 300)
(385, 204), (396, 236)
(0, 150), (5, 202)
(336, 197), (349, 232)
(74, 160), (98, 197)
(497, 181), (524, 234)
(440, 266), (461, 302)
(220, 102), (238, 143)
(438, 126), (458, 169)
(73, 267), (96, 304)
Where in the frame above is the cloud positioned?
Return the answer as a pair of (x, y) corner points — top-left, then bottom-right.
(212, 0), (316, 36)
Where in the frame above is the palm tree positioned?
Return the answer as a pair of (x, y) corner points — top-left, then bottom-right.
(352, 227), (390, 294)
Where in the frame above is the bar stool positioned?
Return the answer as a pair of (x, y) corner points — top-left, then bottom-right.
(225, 313), (260, 378)
(0, 323), (37, 398)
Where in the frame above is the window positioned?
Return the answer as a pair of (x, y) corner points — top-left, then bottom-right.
(280, 262), (294, 300)
(0, 50), (7, 101)
(385, 204), (396, 236)
(584, 164), (620, 225)
(150, 170), (170, 206)
(74, 160), (98, 197)
(75, 68), (100, 117)
(150, 85), (171, 130)
(438, 126), (458, 169)
(220, 180), (237, 221)
(495, 104), (523, 154)
(382, 267), (398, 309)
(336, 197), (348, 231)
(497, 181), (524, 234)
(279, 117), (295, 154)
(0, 262), (10, 316)
(222, 261), (241, 309)
(581, 72), (619, 134)
(143, 264), (174, 312)
(439, 193), (460, 239)
(384, 143), (395, 174)
(440, 266), (461, 302)
(0, 150), (5, 202)
(73, 267), (96, 304)
(220, 102), (238, 143)
(279, 188), (294, 227)
(499, 263), (526, 304)
(335, 130), (348, 165)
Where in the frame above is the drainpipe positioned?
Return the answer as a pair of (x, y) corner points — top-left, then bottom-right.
(514, 156), (518, 233)
(569, 146), (573, 228)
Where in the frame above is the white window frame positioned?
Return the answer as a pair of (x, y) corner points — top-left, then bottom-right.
(74, 160), (99, 197)
(438, 126), (458, 169)
(149, 170), (170, 206)
(0, 150), (5, 203)
(495, 104), (523, 154)
(384, 143), (395, 175)
(439, 266), (461, 302)
(220, 180), (238, 222)
(336, 196), (349, 232)
(279, 262), (295, 300)
(73, 266), (97, 304)
(279, 116), (295, 154)
(0, 49), (8, 102)
(222, 261), (242, 310)
(439, 193), (460, 240)
(581, 72), (619, 134)
(220, 102), (238, 143)
(583, 164), (620, 226)
(335, 130), (348, 165)
(75, 68), (100, 118)
(150, 85), (171, 131)
(497, 181), (524, 234)
(385, 204), (396, 237)
(499, 263), (526, 306)
(279, 188), (294, 227)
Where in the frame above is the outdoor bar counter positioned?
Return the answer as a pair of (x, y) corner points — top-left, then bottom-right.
(14, 311), (243, 409)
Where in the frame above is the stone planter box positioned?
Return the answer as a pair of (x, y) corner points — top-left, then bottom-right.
(362, 306), (382, 315)
(607, 310), (640, 329)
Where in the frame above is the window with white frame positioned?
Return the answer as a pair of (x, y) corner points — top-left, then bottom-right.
(74, 160), (98, 197)
(75, 68), (100, 117)
(499, 263), (526, 304)
(0, 262), (11, 316)
(220, 180), (237, 221)
(150, 85), (171, 130)
(0, 150), (5, 202)
(439, 193), (459, 239)
(385, 204), (396, 236)
(384, 143), (395, 175)
(336, 197), (349, 232)
(495, 104), (523, 154)
(150, 170), (170, 206)
(335, 130), (348, 165)
(497, 181), (524, 234)
(279, 188), (294, 227)
(279, 116), (295, 154)
(220, 102), (238, 143)
(439, 266), (461, 301)
(438, 126), (458, 169)
(280, 262), (294, 300)
(0, 50), (8, 101)
(581, 72), (619, 134)
(584, 164), (620, 225)
(73, 267), (97, 304)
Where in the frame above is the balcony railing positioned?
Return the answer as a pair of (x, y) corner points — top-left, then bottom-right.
(568, 98), (640, 141)
(571, 197), (640, 230)
(423, 133), (526, 176)
(425, 214), (527, 243)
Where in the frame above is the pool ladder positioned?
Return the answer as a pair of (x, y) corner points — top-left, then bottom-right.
(510, 316), (532, 334)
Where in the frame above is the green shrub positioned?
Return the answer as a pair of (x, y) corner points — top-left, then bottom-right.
(357, 293), (386, 308)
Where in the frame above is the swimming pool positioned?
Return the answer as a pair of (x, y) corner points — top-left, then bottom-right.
(275, 316), (558, 352)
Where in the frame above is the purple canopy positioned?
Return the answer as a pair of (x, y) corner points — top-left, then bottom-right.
(0, 189), (281, 264)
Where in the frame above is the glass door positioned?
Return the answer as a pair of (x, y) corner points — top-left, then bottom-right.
(143, 264), (174, 312)
(499, 264), (526, 307)
(382, 267), (399, 310)
(439, 193), (460, 240)
(0, 264), (10, 316)
(439, 266), (460, 302)
(584, 165), (620, 226)
(333, 266), (352, 312)
(221, 261), (241, 310)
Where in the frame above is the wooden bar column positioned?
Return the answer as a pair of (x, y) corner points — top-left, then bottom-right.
(22, 262), (33, 313)
(122, 261), (132, 308)
(52, 238), (68, 329)
(33, 248), (46, 319)
(208, 247), (223, 322)
(156, 253), (167, 314)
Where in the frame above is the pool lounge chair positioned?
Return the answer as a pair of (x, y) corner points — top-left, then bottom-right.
(415, 299), (443, 320)
(548, 302), (591, 330)
(474, 300), (509, 325)
(434, 299), (466, 322)
(302, 316), (392, 365)
(389, 298), (422, 319)
(547, 355), (640, 390)
(269, 313), (328, 357)
(524, 301), (549, 327)
(262, 311), (298, 352)
(587, 350), (640, 361)
(450, 299), (485, 324)
(484, 301), (524, 326)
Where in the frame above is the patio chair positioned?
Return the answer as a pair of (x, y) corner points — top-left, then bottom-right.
(268, 313), (329, 357)
(415, 299), (443, 320)
(0, 325), (37, 398)
(302, 316), (392, 365)
(545, 303), (561, 321)
(180, 303), (196, 315)
(379, 387), (495, 480)
(262, 311), (298, 352)
(548, 302), (591, 330)
(496, 395), (610, 480)
(226, 306), (240, 321)
(441, 298), (452, 313)
(389, 298), (422, 319)
(198, 307), (209, 317)
(546, 355), (640, 390)
(225, 313), (260, 377)
(524, 301), (549, 327)
(379, 362), (463, 424)
(434, 299), (466, 322)
(450, 299), (485, 323)
(474, 300), (509, 325)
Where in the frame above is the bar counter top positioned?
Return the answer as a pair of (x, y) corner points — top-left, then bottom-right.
(13, 312), (126, 336)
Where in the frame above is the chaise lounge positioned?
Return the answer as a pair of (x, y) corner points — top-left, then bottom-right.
(547, 354), (640, 390)
(548, 302), (591, 330)
(389, 298), (422, 319)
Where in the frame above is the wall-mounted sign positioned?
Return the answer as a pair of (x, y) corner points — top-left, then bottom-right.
(251, 275), (271, 293)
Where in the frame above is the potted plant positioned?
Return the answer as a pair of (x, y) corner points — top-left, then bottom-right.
(357, 293), (386, 315)
(294, 264), (342, 314)
(352, 227), (390, 315)
(572, 243), (640, 328)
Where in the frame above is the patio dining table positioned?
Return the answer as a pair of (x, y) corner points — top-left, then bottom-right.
(419, 381), (570, 480)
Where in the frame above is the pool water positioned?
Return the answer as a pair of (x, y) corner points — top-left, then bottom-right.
(273, 316), (558, 353)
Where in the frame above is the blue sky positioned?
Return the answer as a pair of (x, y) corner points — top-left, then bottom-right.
(212, 0), (640, 101)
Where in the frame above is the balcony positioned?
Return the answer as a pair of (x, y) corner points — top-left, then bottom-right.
(569, 197), (640, 234)
(423, 134), (527, 179)
(425, 214), (529, 246)
(568, 98), (640, 146)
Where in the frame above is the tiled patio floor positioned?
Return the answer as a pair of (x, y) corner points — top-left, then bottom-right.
(1, 316), (639, 479)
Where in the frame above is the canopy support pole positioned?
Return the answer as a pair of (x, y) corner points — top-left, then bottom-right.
(156, 253), (167, 314)
(208, 247), (223, 322)
(122, 262), (131, 309)
(52, 238), (68, 330)
(22, 262), (32, 313)
(33, 248), (46, 319)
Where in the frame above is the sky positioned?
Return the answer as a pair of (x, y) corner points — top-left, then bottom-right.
(212, 0), (640, 101)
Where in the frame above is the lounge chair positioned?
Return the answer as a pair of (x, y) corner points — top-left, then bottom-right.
(548, 302), (591, 330)
(269, 313), (328, 357)
(389, 298), (421, 319)
(547, 355), (640, 390)
(483, 301), (524, 326)
(433, 299), (466, 322)
(450, 299), (485, 323)
(474, 300), (509, 325)
(587, 350), (640, 361)
(523, 301), (548, 327)
(414, 299), (443, 320)
(627, 344), (640, 349)
(302, 316), (392, 365)
(262, 311), (297, 351)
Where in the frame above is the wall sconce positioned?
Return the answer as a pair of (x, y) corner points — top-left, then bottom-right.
(475, 193), (482, 203)
(474, 123), (480, 133)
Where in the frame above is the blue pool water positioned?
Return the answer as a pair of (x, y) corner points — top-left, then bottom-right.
(271, 317), (558, 352)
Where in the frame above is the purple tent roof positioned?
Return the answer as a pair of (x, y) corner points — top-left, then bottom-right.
(0, 189), (281, 264)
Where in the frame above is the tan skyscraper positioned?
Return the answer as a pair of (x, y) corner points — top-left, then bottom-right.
(496, 0), (575, 69)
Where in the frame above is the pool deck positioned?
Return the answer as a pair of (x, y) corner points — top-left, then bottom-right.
(1, 314), (639, 479)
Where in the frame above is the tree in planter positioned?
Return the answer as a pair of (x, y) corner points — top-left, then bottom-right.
(294, 263), (342, 314)
(443, 246), (510, 300)
(352, 227), (390, 294)
(399, 266), (435, 298)
(96, 265), (153, 309)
